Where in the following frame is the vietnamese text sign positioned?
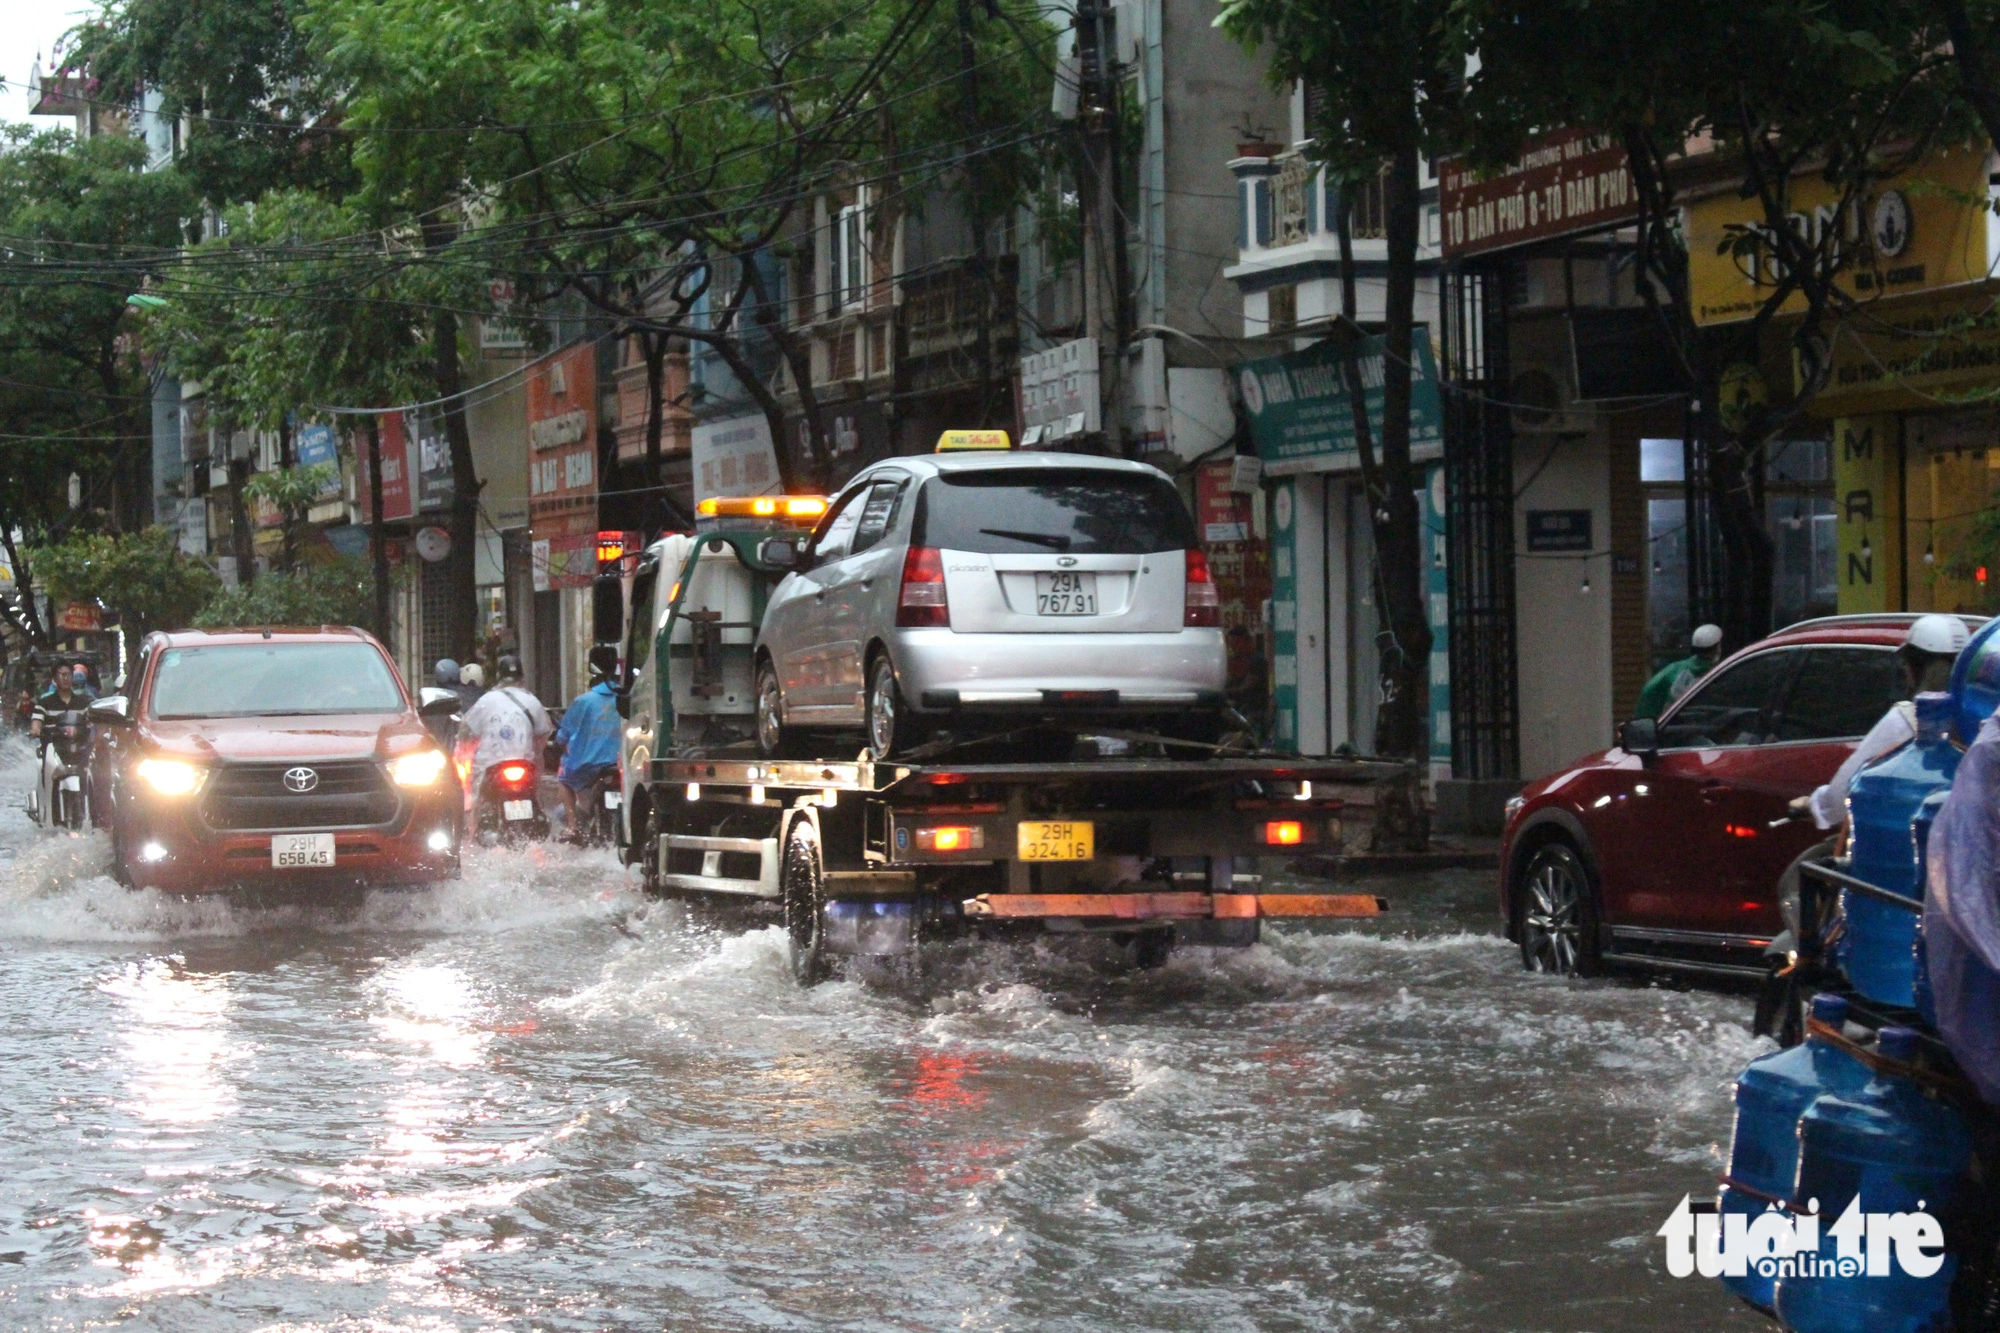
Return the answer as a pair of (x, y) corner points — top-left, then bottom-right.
(1686, 145), (1994, 326)
(1440, 129), (1633, 259)
(1237, 331), (1444, 476)
(353, 412), (415, 523)
(527, 342), (599, 550)
(1525, 509), (1593, 552)
(692, 414), (782, 501)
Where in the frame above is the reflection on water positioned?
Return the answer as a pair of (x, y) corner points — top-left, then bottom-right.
(0, 772), (1758, 1333)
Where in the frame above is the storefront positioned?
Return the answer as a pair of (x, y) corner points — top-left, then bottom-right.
(1238, 332), (1453, 777)
(1683, 143), (2000, 621)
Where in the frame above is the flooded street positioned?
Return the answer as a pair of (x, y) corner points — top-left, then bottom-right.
(0, 740), (1759, 1331)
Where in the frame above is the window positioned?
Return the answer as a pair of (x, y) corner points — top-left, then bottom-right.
(850, 479), (907, 556)
(149, 643), (405, 719)
(1267, 284), (1297, 335)
(913, 468), (1199, 555)
(1658, 648), (1797, 749)
(807, 487), (870, 565)
(1772, 646), (1901, 742)
(834, 192), (868, 312)
(625, 561), (660, 679)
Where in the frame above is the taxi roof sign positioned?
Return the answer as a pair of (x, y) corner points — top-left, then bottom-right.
(936, 429), (1011, 452)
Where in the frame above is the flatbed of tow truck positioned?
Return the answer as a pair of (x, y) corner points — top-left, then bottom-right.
(638, 745), (1406, 983)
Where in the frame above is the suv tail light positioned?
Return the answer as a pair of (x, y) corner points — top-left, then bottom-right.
(897, 545), (950, 627)
(1184, 549), (1220, 627)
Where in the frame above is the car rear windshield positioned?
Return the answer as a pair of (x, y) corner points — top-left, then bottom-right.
(149, 643), (405, 719)
(913, 469), (1197, 555)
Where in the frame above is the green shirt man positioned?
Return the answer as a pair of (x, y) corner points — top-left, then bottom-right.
(1634, 623), (1724, 720)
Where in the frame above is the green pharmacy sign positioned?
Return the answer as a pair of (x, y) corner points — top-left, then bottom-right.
(1237, 331), (1444, 475)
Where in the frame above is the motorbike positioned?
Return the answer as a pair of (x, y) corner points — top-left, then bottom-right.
(570, 766), (622, 846)
(30, 709), (90, 830)
(474, 757), (550, 845)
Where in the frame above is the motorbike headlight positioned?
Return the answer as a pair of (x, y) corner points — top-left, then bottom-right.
(136, 757), (206, 796)
(389, 748), (449, 788)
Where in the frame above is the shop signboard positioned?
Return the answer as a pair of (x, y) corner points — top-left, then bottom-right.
(353, 411), (415, 523)
(1439, 128), (1634, 259)
(412, 406), (455, 513)
(692, 413), (782, 501)
(1686, 145), (1997, 326)
(1195, 458), (1272, 691)
(294, 421), (344, 501)
(1237, 331), (1444, 476)
(527, 342), (600, 590)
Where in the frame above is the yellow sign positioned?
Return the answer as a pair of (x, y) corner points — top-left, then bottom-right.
(1832, 416), (1902, 613)
(1687, 146), (1995, 326)
(1814, 287), (2000, 414)
(936, 429), (1011, 451)
(1016, 820), (1093, 861)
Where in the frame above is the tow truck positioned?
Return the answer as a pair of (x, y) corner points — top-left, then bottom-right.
(613, 442), (1408, 984)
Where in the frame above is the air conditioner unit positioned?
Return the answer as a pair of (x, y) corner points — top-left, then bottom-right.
(1509, 366), (1591, 435)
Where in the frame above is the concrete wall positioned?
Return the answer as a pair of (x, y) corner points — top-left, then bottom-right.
(1514, 433), (1613, 778)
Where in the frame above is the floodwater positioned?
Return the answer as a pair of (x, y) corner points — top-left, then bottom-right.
(0, 738), (1761, 1330)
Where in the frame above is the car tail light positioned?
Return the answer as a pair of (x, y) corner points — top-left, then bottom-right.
(897, 545), (950, 627)
(1184, 549), (1220, 627)
(497, 761), (533, 790)
(914, 825), (984, 851)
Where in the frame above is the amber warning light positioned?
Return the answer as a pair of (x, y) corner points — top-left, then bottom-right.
(696, 495), (829, 523)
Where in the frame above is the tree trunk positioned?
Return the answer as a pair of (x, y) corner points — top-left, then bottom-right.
(228, 456), (257, 588)
(642, 327), (668, 498)
(278, 417), (299, 572)
(1939, 0), (2000, 157)
(367, 416), (391, 642)
(1372, 144), (1433, 771)
(433, 309), (482, 663)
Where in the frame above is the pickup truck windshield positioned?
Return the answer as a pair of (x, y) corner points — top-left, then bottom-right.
(914, 469), (1197, 555)
(150, 643), (405, 719)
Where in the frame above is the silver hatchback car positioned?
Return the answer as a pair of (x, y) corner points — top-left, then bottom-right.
(755, 449), (1228, 759)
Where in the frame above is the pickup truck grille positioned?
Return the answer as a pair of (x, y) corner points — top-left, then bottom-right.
(200, 761), (398, 830)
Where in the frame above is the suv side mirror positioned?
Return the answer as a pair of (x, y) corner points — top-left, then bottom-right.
(417, 687), (460, 718)
(1618, 717), (1659, 758)
(759, 536), (801, 570)
(87, 695), (132, 726)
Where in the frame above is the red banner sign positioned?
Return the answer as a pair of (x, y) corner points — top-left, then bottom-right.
(1439, 128), (1633, 259)
(353, 412), (415, 523)
(528, 343), (599, 566)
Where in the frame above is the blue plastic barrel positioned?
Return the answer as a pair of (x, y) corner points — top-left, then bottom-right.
(1910, 791), (1946, 1027)
(1844, 693), (1957, 1006)
(1774, 1028), (1972, 1333)
(1949, 614), (2000, 744)
(1719, 994), (1870, 1311)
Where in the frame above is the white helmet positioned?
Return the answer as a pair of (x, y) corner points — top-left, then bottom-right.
(1904, 614), (1969, 657)
(1691, 623), (1723, 650)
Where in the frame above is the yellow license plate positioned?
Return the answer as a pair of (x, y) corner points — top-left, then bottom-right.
(1017, 820), (1093, 861)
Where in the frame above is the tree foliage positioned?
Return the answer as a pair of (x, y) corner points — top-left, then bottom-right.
(31, 526), (221, 660)
(193, 555), (374, 629)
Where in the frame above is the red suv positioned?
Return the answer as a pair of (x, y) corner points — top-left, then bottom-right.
(88, 628), (462, 892)
(1498, 614), (1982, 979)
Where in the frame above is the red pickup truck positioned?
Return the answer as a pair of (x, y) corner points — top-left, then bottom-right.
(89, 627), (462, 893)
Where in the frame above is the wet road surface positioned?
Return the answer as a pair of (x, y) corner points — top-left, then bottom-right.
(0, 740), (1760, 1330)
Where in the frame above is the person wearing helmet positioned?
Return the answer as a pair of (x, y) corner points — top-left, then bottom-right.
(457, 653), (553, 801)
(553, 645), (624, 839)
(1792, 613), (1970, 829)
(459, 661), (486, 703)
(1633, 623), (1725, 720)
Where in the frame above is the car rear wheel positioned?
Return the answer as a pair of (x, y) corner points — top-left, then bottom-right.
(781, 815), (830, 987)
(865, 656), (925, 761)
(1516, 840), (1603, 977)
(755, 659), (803, 759)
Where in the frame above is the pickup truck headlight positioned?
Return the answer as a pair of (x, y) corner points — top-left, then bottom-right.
(136, 757), (207, 796)
(389, 748), (449, 787)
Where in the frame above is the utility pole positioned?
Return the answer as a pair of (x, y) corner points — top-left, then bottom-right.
(1075, 0), (1127, 453)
